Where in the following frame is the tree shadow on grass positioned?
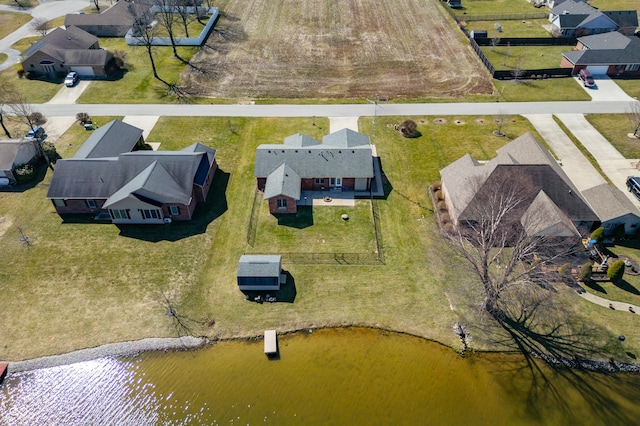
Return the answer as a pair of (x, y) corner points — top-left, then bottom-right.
(275, 206), (313, 229)
(583, 279), (607, 294)
(613, 279), (640, 295)
(117, 169), (229, 242)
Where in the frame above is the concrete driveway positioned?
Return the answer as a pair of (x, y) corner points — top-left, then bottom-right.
(574, 75), (634, 102)
(556, 113), (640, 208)
(46, 80), (91, 104)
(523, 114), (607, 192)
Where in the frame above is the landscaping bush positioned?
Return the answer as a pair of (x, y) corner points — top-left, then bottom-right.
(14, 164), (34, 184)
(434, 189), (444, 200)
(76, 112), (91, 125)
(579, 262), (593, 282)
(432, 180), (442, 191)
(558, 262), (572, 277)
(16, 65), (25, 79)
(437, 200), (447, 211)
(590, 227), (604, 244)
(42, 142), (60, 163)
(607, 260), (625, 282)
(399, 119), (421, 138)
(29, 112), (46, 126)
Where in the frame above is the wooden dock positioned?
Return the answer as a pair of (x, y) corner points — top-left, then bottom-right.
(264, 330), (278, 356)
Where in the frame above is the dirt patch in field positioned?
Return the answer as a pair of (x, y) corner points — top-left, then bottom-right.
(183, 0), (494, 99)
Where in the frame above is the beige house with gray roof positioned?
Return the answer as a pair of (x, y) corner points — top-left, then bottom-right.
(582, 183), (640, 237)
(440, 133), (599, 238)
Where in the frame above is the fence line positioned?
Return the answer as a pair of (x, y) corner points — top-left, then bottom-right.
(277, 252), (385, 265)
(458, 12), (548, 22)
(470, 38), (496, 75)
(370, 197), (385, 263)
(246, 188), (261, 247)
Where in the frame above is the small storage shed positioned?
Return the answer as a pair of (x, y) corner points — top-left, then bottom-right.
(237, 255), (284, 291)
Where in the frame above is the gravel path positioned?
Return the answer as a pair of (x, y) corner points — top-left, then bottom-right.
(7, 336), (204, 373)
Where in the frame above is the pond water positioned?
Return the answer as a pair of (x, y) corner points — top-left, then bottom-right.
(1, 328), (639, 425)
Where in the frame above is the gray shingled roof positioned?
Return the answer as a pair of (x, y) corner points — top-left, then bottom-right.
(440, 133), (598, 225)
(521, 191), (580, 237)
(284, 133), (321, 147)
(551, 0), (597, 16)
(238, 255), (281, 278)
(64, 2), (147, 27)
(604, 10), (638, 30)
(264, 163), (301, 200)
(73, 120), (144, 159)
(0, 140), (35, 170)
(255, 129), (373, 180)
(582, 183), (640, 222)
(63, 49), (113, 66)
(23, 26), (98, 59)
(563, 35), (640, 65)
(47, 149), (208, 202)
(562, 31), (640, 65)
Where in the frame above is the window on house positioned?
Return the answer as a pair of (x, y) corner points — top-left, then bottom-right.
(110, 209), (130, 219)
(86, 199), (97, 208)
(170, 206), (180, 216)
(53, 199), (66, 207)
(625, 64), (640, 72)
(141, 209), (161, 219)
(277, 199), (287, 210)
(315, 178), (324, 185)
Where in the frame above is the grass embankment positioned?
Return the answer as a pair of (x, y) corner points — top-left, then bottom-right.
(482, 45), (571, 71)
(0, 115), (534, 361)
(586, 114), (640, 159)
(463, 19), (550, 38)
(494, 78), (591, 102)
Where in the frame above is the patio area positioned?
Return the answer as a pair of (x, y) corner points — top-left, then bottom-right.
(297, 191), (356, 207)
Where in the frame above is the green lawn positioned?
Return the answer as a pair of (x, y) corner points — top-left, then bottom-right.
(451, 0), (536, 17)
(482, 45), (569, 70)
(586, 114), (640, 159)
(494, 77), (591, 102)
(76, 38), (201, 104)
(590, 0), (640, 14)
(463, 19), (550, 38)
(615, 79), (640, 100)
(0, 11), (30, 40)
(154, 15), (209, 38)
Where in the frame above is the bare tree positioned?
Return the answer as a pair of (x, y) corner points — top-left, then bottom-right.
(30, 17), (51, 37)
(510, 55), (526, 83)
(9, 97), (53, 170)
(91, 0), (100, 12)
(155, 0), (184, 61)
(493, 110), (506, 137)
(444, 174), (577, 318)
(490, 36), (500, 53)
(0, 78), (18, 138)
(627, 100), (640, 138)
(129, 3), (175, 90)
(175, 0), (198, 37)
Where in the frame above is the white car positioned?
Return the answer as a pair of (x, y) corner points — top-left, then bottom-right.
(64, 71), (79, 87)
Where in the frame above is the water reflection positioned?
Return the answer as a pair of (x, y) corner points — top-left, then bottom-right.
(1, 328), (640, 425)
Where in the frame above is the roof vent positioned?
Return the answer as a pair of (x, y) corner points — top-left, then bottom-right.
(563, 10), (569, 14)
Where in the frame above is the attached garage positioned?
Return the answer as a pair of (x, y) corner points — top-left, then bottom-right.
(70, 66), (95, 77)
(586, 65), (610, 75)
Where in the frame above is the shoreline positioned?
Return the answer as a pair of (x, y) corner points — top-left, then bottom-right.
(5, 326), (640, 375)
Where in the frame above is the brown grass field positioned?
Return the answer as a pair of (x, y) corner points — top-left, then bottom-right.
(183, 0), (494, 99)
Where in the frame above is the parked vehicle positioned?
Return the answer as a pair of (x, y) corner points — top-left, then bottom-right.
(64, 71), (79, 87)
(627, 176), (640, 200)
(578, 69), (595, 87)
(25, 126), (46, 142)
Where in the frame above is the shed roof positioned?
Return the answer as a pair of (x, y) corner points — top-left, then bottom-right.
(238, 255), (282, 277)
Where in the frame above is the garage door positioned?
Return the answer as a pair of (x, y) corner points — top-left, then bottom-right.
(70, 66), (94, 77)
(586, 66), (609, 75)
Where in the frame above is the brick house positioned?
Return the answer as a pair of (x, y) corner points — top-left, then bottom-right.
(46, 120), (217, 224)
(254, 128), (374, 214)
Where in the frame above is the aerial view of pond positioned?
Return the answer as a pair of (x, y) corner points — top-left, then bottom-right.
(1, 328), (639, 425)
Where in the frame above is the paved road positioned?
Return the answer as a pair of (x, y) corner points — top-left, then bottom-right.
(31, 100), (638, 118)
